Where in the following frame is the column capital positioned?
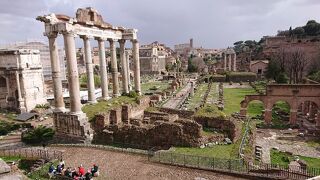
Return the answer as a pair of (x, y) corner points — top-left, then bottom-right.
(119, 39), (126, 45)
(45, 31), (58, 38)
(80, 35), (93, 40)
(61, 30), (77, 37)
(131, 39), (138, 43)
(107, 38), (118, 43)
(95, 37), (107, 41)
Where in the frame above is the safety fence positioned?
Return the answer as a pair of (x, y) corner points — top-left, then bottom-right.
(148, 151), (320, 180)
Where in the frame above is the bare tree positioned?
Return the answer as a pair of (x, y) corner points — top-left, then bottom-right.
(286, 48), (308, 84)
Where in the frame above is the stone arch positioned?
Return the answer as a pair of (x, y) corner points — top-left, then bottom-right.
(0, 75), (6, 88)
(240, 95), (266, 116)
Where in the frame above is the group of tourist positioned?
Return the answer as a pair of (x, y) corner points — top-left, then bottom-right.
(48, 160), (99, 180)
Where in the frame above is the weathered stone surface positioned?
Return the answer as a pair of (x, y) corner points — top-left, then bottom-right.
(93, 118), (203, 149)
(0, 158), (11, 174)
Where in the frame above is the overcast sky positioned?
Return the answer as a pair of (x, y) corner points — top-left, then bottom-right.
(0, 0), (319, 48)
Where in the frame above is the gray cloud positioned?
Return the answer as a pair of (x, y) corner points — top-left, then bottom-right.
(0, 0), (319, 48)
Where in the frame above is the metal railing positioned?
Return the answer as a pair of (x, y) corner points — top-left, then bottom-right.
(148, 151), (320, 180)
(0, 148), (63, 160)
(238, 118), (251, 158)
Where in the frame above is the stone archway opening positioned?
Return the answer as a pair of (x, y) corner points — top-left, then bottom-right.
(298, 101), (319, 126)
(247, 100), (264, 119)
(271, 100), (291, 128)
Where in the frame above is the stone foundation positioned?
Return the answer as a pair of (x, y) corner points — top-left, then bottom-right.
(53, 112), (92, 143)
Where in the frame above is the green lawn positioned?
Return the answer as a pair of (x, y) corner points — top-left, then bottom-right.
(270, 149), (320, 168)
(223, 87), (262, 116)
(82, 96), (137, 121)
(0, 156), (21, 162)
(171, 144), (239, 159)
(186, 83), (208, 110)
(206, 83), (218, 103)
(28, 160), (59, 180)
(141, 81), (169, 94)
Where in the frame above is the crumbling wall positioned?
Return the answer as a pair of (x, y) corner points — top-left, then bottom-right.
(194, 116), (241, 141)
(93, 119), (203, 149)
(158, 107), (195, 119)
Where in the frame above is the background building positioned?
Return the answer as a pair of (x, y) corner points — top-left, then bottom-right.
(1, 41), (66, 81)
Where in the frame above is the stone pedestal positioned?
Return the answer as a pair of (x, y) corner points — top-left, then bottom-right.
(264, 109), (272, 124)
(53, 112), (92, 143)
(289, 110), (297, 125)
(240, 108), (247, 116)
(110, 109), (121, 125)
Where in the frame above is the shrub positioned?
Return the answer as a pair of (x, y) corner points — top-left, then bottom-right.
(195, 104), (226, 120)
(35, 104), (50, 109)
(0, 121), (21, 136)
(22, 126), (55, 145)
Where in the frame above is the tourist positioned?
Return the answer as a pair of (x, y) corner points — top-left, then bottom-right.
(48, 163), (56, 179)
(91, 164), (99, 176)
(59, 159), (65, 169)
(84, 170), (92, 180)
(56, 164), (62, 174)
(71, 167), (79, 178)
(78, 164), (85, 176)
(64, 167), (72, 178)
(48, 164), (55, 174)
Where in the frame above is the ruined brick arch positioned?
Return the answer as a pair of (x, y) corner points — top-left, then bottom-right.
(241, 84), (320, 126)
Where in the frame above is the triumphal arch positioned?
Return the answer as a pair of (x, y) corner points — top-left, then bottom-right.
(37, 7), (141, 141)
(240, 84), (320, 127)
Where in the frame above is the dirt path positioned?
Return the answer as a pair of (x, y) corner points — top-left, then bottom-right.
(50, 147), (246, 180)
(162, 83), (191, 109)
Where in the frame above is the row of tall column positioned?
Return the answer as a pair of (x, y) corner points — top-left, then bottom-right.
(223, 53), (236, 71)
(47, 31), (141, 114)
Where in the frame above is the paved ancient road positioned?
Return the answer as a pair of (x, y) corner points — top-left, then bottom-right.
(162, 82), (192, 109)
(50, 147), (246, 180)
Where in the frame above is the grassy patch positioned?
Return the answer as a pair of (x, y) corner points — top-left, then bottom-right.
(186, 83), (208, 110)
(247, 101), (264, 117)
(172, 144), (238, 159)
(195, 104), (226, 120)
(28, 160), (59, 180)
(82, 96), (137, 121)
(141, 81), (169, 94)
(306, 139), (320, 148)
(0, 156), (21, 162)
(223, 87), (259, 116)
(270, 149), (320, 168)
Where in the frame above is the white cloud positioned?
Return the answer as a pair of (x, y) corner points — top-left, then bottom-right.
(0, 0), (319, 48)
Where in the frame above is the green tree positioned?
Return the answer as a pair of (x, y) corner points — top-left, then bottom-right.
(187, 58), (198, 72)
(22, 126), (55, 145)
(266, 59), (281, 80)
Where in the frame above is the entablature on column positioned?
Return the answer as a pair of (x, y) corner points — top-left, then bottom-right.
(37, 7), (138, 41)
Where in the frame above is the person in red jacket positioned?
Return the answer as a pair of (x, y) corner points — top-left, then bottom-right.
(78, 164), (85, 176)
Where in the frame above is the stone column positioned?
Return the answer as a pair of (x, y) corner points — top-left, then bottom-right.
(47, 33), (65, 112)
(15, 71), (26, 113)
(126, 51), (132, 91)
(316, 110), (320, 127)
(289, 109), (297, 125)
(228, 54), (232, 71)
(264, 109), (272, 124)
(233, 53), (237, 71)
(63, 32), (82, 114)
(132, 39), (141, 95)
(119, 39), (129, 94)
(81, 35), (96, 104)
(240, 108), (247, 116)
(109, 39), (120, 97)
(96, 38), (109, 100)
(224, 53), (227, 71)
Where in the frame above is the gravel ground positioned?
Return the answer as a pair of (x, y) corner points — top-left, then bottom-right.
(50, 147), (246, 180)
(256, 129), (320, 163)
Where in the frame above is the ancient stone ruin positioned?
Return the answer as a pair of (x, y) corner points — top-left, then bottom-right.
(37, 7), (142, 142)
